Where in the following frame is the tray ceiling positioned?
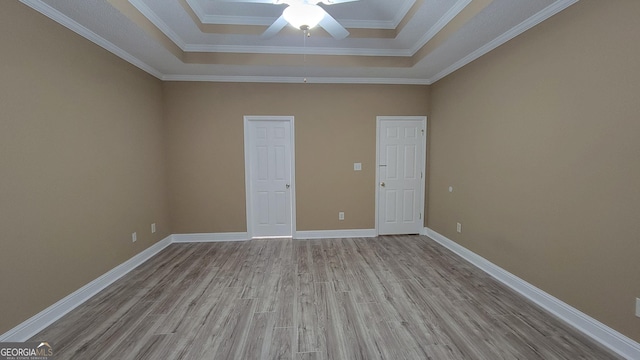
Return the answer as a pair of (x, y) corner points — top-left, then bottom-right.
(21, 0), (578, 84)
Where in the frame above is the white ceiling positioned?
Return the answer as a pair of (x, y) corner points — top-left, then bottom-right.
(21, 0), (578, 84)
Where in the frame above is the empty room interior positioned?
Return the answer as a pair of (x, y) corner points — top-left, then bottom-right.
(1, 0), (639, 359)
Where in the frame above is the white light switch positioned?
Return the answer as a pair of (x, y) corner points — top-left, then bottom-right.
(354, 163), (362, 171)
(449, 186), (453, 193)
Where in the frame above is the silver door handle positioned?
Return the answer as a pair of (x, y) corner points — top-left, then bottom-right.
(286, 184), (290, 189)
(380, 182), (385, 187)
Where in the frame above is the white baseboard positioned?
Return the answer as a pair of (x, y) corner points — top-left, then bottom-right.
(171, 232), (249, 242)
(12, 227), (635, 358)
(0, 235), (173, 342)
(295, 229), (377, 239)
(171, 230), (378, 241)
(423, 227), (640, 360)
(2, 228), (373, 342)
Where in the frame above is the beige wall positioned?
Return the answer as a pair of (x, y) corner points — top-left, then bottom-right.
(428, 0), (640, 342)
(6, 0), (638, 346)
(163, 82), (429, 233)
(0, 2), (171, 334)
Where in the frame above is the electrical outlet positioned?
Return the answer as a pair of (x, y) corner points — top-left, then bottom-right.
(132, 232), (137, 243)
(456, 222), (462, 233)
(151, 223), (156, 233)
(339, 212), (345, 221)
(636, 298), (640, 318)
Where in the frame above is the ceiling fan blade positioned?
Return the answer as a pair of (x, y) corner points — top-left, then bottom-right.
(317, 8), (349, 40)
(319, 0), (358, 4)
(261, 15), (289, 39)
(216, 0), (282, 3)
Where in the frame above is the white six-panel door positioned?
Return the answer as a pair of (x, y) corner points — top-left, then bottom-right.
(244, 116), (295, 238)
(377, 116), (426, 235)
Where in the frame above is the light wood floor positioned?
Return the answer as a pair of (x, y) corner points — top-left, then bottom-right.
(32, 236), (620, 359)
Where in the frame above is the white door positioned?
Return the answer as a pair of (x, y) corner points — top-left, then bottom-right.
(244, 116), (295, 238)
(377, 116), (426, 235)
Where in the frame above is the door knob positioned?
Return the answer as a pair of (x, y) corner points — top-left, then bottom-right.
(380, 182), (385, 187)
(286, 184), (290, 189)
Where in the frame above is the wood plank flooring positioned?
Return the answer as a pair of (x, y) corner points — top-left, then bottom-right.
(31, 236), (621, 359)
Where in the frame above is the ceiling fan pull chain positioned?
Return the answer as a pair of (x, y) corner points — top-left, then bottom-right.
(303, 29), (307, 63)
(303, 30), (308, 83)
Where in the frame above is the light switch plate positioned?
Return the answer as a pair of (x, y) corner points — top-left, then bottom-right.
(354, 163), (362, 171)
(636, 298), (640, 317)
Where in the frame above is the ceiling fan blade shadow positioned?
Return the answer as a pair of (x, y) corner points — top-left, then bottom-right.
(318, 8), (349, 40)
(261, 15), (289, 39)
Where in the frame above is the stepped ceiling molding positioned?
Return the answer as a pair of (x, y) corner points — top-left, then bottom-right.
(21, 0), (578, 84)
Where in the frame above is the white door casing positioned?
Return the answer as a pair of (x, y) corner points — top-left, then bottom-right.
(244, 116), (295, 238)
(376, 116), (426, 235)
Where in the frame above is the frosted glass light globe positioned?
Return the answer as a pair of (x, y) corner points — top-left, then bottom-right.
(283, 4), (325, 30)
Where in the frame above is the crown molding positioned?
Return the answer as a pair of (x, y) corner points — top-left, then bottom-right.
(131, 0), (418, 57)
(428, 0), (579, 84)
(19, 0), (580, 85)
(182, 44), (411, 56)
(19, 0), (164, 79)
(185, 0), (276, 26)
(409, 0), (471, 55)
(162, 74), (431, 85)
(128, 0), (187, 49)
(184, 0), (415, 29)
(340, 0), (416, 29)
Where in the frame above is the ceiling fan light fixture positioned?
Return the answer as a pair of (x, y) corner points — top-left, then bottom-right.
(283, 4), (325, 30)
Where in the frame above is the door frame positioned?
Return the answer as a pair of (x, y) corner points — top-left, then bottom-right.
(243, 115), (296, 239)
(375, 116), (427, 235)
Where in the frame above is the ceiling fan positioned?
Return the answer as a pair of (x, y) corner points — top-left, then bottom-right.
(219, 0), (358, 40)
